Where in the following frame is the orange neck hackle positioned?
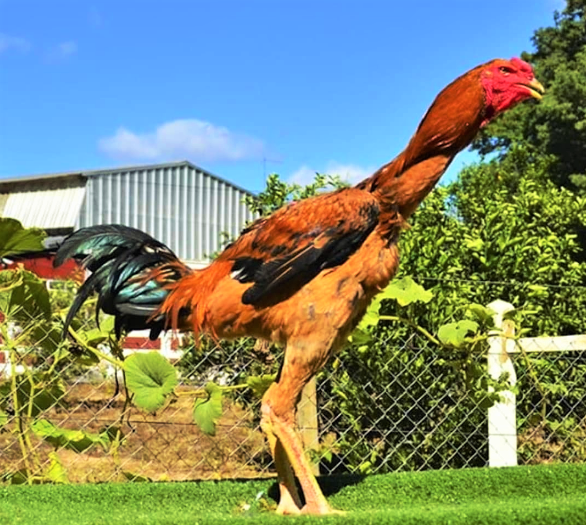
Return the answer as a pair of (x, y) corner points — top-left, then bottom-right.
(357, 57), (543, 223)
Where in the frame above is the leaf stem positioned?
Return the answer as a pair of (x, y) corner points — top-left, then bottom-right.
(514, 337), (548, 422)
(377, 315), (442, 346)
(66, 326), (124, 369)
(175, 384), (250, 398)
(1, 325), (34, 482)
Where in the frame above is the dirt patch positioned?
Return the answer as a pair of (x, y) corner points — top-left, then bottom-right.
(0, 382), (273, 483)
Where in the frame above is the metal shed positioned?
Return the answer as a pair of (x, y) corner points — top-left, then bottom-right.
(0, 161), (256, 266)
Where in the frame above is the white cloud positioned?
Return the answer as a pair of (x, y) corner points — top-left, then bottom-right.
(45, 41), (77, 62)
(99, 119), (266, 163)
(0, 34), (31, 54)
(289, 161), (375, 186)
(57, 41), (77, 56)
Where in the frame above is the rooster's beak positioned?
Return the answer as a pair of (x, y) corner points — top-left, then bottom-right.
(522, 78), (545, 100)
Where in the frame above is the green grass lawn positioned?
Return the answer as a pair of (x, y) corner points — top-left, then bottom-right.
(2, 463), (586, 524)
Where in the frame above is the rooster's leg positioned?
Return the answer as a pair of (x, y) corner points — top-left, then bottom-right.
(260, 420), (303, 514)
(261, 341), (340, 515)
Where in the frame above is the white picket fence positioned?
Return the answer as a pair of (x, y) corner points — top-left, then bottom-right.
(487, 299), (586, 467)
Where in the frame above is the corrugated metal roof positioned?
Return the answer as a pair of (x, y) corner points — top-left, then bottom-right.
(79, 162), (256, 261)
(0, 160), (257, 262)
(0, 160), (255, 196)
(1, 184), (86, 230)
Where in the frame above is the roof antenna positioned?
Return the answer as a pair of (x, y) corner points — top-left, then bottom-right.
(263, 156), (282, 180)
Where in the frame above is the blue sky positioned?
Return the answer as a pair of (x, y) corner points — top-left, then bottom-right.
(0, 0), (561, 193)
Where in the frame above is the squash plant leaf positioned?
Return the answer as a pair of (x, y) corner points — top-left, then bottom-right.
(47, 452), (69, 484)
(123, 471), (152, 483)
(378, 276), (433, 307)
(466, 303), (496, 326)
(438, 320), (479, 348)
(124, 352), (178, 412)
(193, 382), (223, 436)
(31, 419), (109, 453)
(246, 374), (276, 398)
(0, 269), (51, 324)
(0, 218), (46, 258)
(8, 374), (66, 418)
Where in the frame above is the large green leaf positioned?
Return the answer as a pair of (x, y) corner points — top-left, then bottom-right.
(78, 316), (116, 347)
(0, 269), (51, 324)
(0, 218), (46, 258)
(357, 299), (383, 331)
(193, 382), (223, 436)
(30, 323), (63, 353)
(356, 277), (433, 333)
(377, 277), (434, 307)
(124, 352), (178, 412)
(246, 374), (276, 398)
(1, 374), (66, 418)
(349, 328), (373, 346)
(466, 303), (496, 326)
(31, 419), (109, 453)
(46, 452), (69, 484)
(438, 320), (479, 348)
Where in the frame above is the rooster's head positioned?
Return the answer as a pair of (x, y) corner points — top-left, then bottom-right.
(481, 57), (545, 126)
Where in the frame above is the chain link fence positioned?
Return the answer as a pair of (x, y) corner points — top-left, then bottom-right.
(1, 280), (586, 484)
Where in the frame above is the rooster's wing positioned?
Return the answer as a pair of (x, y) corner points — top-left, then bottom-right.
(221, 187), (380, 305)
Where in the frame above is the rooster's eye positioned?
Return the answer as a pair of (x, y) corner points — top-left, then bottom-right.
(499, 67), (511, 76)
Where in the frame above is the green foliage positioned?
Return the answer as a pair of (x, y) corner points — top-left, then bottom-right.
(31, 419), (110, 453)
(243, 172), (348, 217)
(438, 320), (479, 348)
(192, 382), (223, 436)
(0, 218), (46, 258)
(378, 276), (434, 307)
(320, 146), (586, 473)
(0, 219), (178, 484)
(0, 373), (66, 418)
(473, 1), (586, 193)
(404, 147), (586, 336)
(246, 374), (276, 398)
(46, 452), (68, 484)
(124, 352), (178, 412)
(0, 269), (51, 324)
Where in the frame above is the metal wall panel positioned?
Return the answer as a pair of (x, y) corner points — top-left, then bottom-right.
(78, 162), (255, 264)
(2, 182), (86, 230)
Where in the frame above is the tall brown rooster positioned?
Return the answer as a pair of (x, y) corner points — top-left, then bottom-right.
(56, 57), (543, 514)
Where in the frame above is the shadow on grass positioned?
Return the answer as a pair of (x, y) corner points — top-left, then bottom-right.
(265, 474), (366, 505)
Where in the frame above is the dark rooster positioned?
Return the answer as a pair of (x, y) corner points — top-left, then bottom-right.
(55, 57), (543, 514)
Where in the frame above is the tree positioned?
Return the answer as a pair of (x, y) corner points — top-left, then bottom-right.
(243, 172), (348, 217)
(320, 149), (586, 473)
(473, 0), (586, 193)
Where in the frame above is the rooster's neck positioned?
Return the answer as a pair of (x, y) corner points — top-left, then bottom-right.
(357, 68), (486, 220)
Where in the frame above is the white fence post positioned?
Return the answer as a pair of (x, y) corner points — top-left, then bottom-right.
(487, 299), (517, 468)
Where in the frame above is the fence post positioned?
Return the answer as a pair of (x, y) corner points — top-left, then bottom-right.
(487, 299), (517, 467)
(296, 377), (320, 475)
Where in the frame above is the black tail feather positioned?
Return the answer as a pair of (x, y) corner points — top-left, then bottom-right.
(55, 224), (191, 340)
(62, 273), (98, 338)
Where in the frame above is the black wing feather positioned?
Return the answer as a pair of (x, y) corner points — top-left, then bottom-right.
(241, 199), (379, 305)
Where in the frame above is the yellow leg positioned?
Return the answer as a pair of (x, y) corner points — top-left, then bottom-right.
(260, 416), (302, 514)
(261, 371), (342, 515)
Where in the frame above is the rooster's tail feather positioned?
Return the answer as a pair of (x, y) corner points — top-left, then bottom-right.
(55, 224), (192, 339)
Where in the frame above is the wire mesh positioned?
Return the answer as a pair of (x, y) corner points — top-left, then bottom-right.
(1, 281), (585, 484)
